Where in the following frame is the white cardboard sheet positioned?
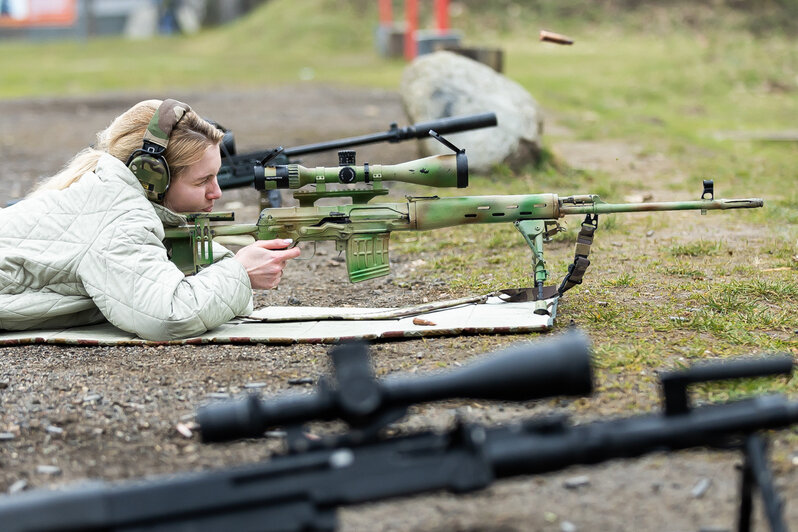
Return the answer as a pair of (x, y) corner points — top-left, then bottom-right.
(0, 296), (558, 346)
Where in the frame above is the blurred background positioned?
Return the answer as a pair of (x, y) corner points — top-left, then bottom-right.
(1, 0), (796, 219)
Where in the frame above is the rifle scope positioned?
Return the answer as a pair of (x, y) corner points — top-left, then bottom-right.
(253, 152), (468, 191)
(198, 330), (593, 443)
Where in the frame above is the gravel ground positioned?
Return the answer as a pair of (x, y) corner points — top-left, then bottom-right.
(0, 87), (795, 531)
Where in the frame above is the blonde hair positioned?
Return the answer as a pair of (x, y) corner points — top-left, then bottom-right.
(32, 99), (224, 195)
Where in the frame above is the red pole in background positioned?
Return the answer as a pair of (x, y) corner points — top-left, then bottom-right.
(404, 0), (418, 60)
(434, 0), (449, 33)
(378, 0), (393, 26)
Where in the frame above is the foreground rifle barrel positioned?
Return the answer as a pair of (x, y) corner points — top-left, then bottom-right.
(489, 392), (798, 478)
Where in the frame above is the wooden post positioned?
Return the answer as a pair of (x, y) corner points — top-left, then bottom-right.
(404, 0), (418, 60)
(378, 0), (393, 26)
(434, 0), (449, 33)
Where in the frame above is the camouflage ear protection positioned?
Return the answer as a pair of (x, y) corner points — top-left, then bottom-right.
(126, 99), (191, 202)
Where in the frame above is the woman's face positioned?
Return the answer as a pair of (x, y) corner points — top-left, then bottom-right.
(162, 144), (222, 213)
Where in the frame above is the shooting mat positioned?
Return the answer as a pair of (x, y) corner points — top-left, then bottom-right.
(0, 296), (557, 346)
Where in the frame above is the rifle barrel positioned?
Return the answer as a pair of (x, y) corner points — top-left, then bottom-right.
(559, 198), (764, 216)
(283, 112), (497, 157)
(487, 395), (798, 478)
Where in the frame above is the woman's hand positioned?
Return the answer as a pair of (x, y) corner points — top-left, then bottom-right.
(234, 239), (301, 289)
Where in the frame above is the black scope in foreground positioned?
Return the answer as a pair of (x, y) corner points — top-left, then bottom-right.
(197, 330), (593, 443)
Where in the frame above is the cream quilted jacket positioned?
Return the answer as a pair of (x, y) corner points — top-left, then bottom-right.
(0, 154), (253, 340)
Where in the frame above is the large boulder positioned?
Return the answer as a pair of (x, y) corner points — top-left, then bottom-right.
(400, 51), (544, 173)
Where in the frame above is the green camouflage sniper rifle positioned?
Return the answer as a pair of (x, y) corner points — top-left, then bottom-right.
(0, 331), (794, 531)
(164, 134), (763, 312)
(211, 112), (498, 207)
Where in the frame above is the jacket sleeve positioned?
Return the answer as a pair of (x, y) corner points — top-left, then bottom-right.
(76, 211), (254, 341)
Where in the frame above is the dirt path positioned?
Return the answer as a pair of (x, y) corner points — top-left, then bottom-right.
(0, 87), (794, 531)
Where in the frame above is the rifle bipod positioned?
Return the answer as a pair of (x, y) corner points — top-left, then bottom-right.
(738, 434), (787, 532)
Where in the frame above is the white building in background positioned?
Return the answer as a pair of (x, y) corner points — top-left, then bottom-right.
(1, 0), (30, 19)
(0, 0), (263, 40)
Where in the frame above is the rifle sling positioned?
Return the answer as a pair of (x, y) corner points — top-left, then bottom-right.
(558, 214), (598, 296)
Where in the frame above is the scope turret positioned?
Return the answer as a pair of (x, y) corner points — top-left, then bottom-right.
(252, 152), (468, 191)
(197, 330), (593, 443)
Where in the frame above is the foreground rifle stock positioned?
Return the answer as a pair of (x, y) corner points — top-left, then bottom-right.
(165, 141), (763, 310)
(0, 331), (795, 531)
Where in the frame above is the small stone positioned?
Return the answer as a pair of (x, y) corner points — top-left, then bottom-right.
(646, 230), (655, 237)
(176, 423), (193, 439)
(288, 377), (314, 385)
(287, 297), (302, 306)
(205, 392), (230, 399)
(0, 381), (9, 389)
(561, 521), (577, 532)
(244, 382), (267, 389)
(36, 465), (61, 475)
(83, 394), (102, 403)
(563, 475), (590, 489)
(45, 426), (64, 435)
(8, 479), (27, 494)
(544, 512), (558, 523)
(0, 432), (15, 441)
(691, 478), (712, 498)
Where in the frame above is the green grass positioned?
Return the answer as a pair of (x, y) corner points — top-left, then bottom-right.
(0, 0), (404, 97)
(668, 240), (723, 257)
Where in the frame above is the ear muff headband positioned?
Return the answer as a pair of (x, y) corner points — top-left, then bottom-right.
(127, 99), (191, 202)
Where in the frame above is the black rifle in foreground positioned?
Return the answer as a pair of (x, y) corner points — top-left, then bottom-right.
(213, 112), (498, 191)
(0, 331), (795, 532)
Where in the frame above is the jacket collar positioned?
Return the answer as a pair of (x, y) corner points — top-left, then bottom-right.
(152, 203), (187, 227)
(94, 153), (187, 227)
